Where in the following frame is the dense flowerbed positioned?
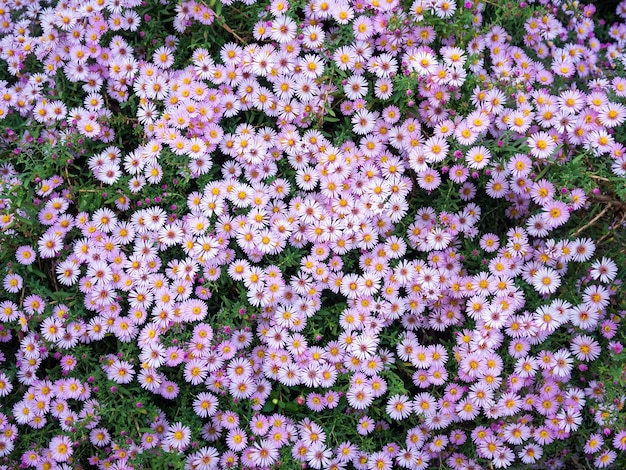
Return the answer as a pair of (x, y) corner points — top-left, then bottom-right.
(0, 0), (626, 468)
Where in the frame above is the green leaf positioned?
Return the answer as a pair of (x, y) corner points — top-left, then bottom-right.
(262, 400), (275, 413)
(28, 266), (47, 280)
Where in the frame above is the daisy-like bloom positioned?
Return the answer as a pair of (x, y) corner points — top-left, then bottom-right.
(507, 109), (532, 134)
(226, 427), (248, 452)
(491, 447), (515, 469)
(89, 428), (111, 447)
(598, 102), (626, 128)
(542, 200), (570, 228)
(456, 398), (481, 421)
(583, 433), (604, 454)
(368, 451), (393, 470)
(595, 450), (617, 468)
(417, 168), (441, 191)
(551, 349), (574, 379)
(466, 110), (490, 134)
(0, 372), (13, 397)
(38, 231), (63, 258)
(2, 273), (22, 293)
(0, 300), (19, 322)
(15, 245), (36, 265)
(250, 439), (279, 467)
(568, 188), (587, 210)
(590, 257), (618, 283)
(518, 442), (543, 464)
(558, 89), (585, 114)
(570, 238), (595, 262)
(530, 179), (555, 204)
(356, 415), (374, 435)
(410, 49), (438, 76)
(479, 233), (499, 252)
(49, 434), (73, 462)
(613, 430), (626, 451)
(248, 415), (270, 437)
(346, 385), (374, 410)
(184, 358), (209, 385)
(344, 74), (368, 100)
(525, 214), (549, 237)
(350, 333), (378, 360)
(165, 422), (191, 451)
(570, 334), (601, 361)
(189, 446), (220, 470)
(374, 77), (393, 100)
(153, 46), (175, 68)
(270, 15), (297, 43)
(192, 392), (219, 419)
(587, 129), (615, 155)
(532, 266), (561, 295)
(106, 359), (135, 384)
(386, 394), (413, 420)
(351, 109), (376, 135)
(527, 131), (556, 159)
(306, 441), (333, 469)
(304, 392), (324, 412)
(448, 165), (469, 184)
(423, 135), (449, 163)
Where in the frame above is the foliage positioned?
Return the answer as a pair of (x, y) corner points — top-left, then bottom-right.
(0, 0), (625, 469)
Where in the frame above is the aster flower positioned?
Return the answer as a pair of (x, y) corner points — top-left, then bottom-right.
(570, 334), (601, 361)
(568, 304), (598, 330)
(15, 245), (36, 265)
(542, 200), (569, 228)
(106, 359), (135, 384)
(613, 430), (626, 451)
(551, 349), (574, 379)
(250, 439), (279, 467)
(164, 422), (191, 451)
(0, 300), (19, 322)
(528, 131), (557, 159)
(367, 451), (393, 470)
(582, 284), (610, 309)
(594, 450), (617, 468)
(270, 15), (297, 43)
(220, 427), (246, 453)
(346, 385), (374, 410)
(0, 372), (13, 397)
(38, 231), (63, 258)
(532, 266), (561, 295)
(409, 49), (438, 76)
(89, 427), (112, 448)
(49, 435), (73, 462)
(589, 257), (618, 283)
(417, 168), (441, 191)
(386, 394), (413, 420)
(2, 273), (22, 293)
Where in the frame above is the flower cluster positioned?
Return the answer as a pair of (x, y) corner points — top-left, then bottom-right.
(0, 0), (625, 469)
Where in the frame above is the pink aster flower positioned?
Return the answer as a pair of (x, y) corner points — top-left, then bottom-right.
(417, 168), (441, 191)
(386, 394), (413, 420)
(595, 450), (617, 468)
(532, 266), (561, 295)
(49, 435), (73, 462)
(528, 131), (556, 159)
(542, 200), (569, 228)
(164, 422), (191, 451)
(465, 146), (491, 170)
(570, 334), (601, 361)
(249, 439), (279, 467)
(15, 245), (36, 265)
(590, 257), (618, 283)
(2, 273), (22, 293)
